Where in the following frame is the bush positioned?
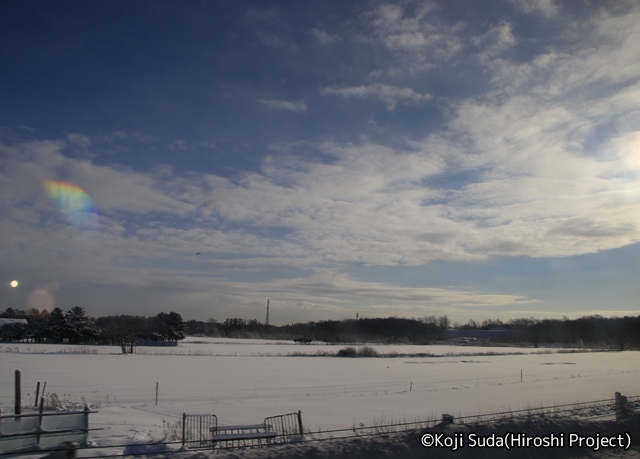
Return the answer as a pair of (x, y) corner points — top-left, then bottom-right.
(358, 346), (379, 357)
(337, 347), (358, 357)
(336, 346), (379, 357)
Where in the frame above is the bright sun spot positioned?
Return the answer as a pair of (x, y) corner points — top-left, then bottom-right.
(10, 280), (18, 288)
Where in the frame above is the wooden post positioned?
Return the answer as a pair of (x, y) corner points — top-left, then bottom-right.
(15, 370), (22, 415)
(297, 410), (304, 436)
(84, 404), (90, 434)
(36, 397), (45, 445)
(615, 392), (628, 421)
(155, 382), (159, 406)
(40, 381), (47, 406)
(35, 382), (40, 407)
(182, 413), (186, 446)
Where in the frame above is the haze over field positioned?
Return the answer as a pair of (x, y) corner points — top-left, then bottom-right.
(2, 1), (640, 323)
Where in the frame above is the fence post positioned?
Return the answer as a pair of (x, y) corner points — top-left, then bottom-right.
(615, 392), (628, 421)
(84, 404), (90, 438)
(182, 413), (186, 446)
(35, 382), (40, 407)
(15, 370), (22, 415)
(42, 382), (47, 402)
(36, 398), (45, 446)
(297, 410), (304, 436)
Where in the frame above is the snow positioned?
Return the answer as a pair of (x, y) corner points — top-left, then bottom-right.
(1, 338), (639, 458)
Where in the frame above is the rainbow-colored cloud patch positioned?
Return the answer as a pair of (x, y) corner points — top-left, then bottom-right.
(43, 180), (98, 228)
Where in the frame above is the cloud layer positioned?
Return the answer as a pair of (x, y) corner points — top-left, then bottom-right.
(2, 1), (640, 321)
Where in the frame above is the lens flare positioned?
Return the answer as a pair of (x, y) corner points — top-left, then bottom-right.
(10, 280), (18, 288)
(43, 180), (98, 228)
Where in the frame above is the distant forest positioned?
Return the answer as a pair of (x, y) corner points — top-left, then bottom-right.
(1, 307), (639, 350)
(0, 306), (186, 353)
(211, 315), (640, 349)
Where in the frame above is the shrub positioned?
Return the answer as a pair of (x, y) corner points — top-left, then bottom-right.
(337, 347), (357, 357)
(358, 346), (379, 357)
(336, 346), (379, 357)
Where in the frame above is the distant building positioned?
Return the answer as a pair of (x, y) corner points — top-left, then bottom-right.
(440, 328), (521, 342)
(449, 336), (484, 346)
(0, 318), (28, 327)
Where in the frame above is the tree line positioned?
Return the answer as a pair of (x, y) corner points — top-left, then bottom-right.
(2, 307), (639, 349)
(201, 315), (452, 344)
(192, 314), (640, 349)
(0, 307), (186, 353)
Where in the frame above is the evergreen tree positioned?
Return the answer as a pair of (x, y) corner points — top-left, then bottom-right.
(65, 306), (95, 343)
(154, 312), (186, 341)
(45, 307), (69, 342)
(167, 311), (186, 341)
(0, 322), (27, 341)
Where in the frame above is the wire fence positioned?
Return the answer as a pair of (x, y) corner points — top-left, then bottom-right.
(307, 394), (639, 441)
(1, 394), (637, 458)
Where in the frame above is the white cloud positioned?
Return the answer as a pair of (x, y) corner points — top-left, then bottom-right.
(472, 22), (517, 61)
(258, 99), (308, 113)
(255, 31), (295, 49)
(309, 28), (340, 46)
(365, 2), (463, 72)
(3, 4), (640, 320)
(67, 134), (92, 148)
(321, 83), (432, 109)
(506, 0), (559, 18)
(273, 272), (532, 307)
(0, 140), (194, 215)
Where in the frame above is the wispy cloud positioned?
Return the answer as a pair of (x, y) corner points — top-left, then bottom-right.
(67, 134), (92, 148)
(472, 22), (517, 61)
(365, 3), (463, 72)
(321, 83), (432, 109)
(273, 272), (533, 307)
(3, 2), (640, 321)
(506, 0), (559, 18)
(309, 27), (340, 46)
(258, 99), (308, 113)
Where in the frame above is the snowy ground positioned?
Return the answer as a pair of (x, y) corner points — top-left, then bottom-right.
(1, 338), (639, 457)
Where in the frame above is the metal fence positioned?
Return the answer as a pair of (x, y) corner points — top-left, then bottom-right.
(307, 394), (640, 441)
(181, 413), (217, 448)
(264, 411), (304, 444)
(181, 411), (304, 451)
(7, 395), (636, 457)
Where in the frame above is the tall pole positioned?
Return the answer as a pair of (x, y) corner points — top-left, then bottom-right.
(266, 299), (269, 326)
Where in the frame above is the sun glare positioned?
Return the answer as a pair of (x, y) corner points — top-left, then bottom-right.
(10, 280), (18, 288)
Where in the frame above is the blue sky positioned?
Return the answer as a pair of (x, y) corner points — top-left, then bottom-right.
(2, 0), (640, 324)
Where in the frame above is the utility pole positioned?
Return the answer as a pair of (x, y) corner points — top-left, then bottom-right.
(266, 299), (270, 326)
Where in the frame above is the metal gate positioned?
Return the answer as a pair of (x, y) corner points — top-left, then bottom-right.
(181, 414), (217, 448)
(264, 411), (304, 444)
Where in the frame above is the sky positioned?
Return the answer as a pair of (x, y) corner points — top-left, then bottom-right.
(1, 0), (640, 325)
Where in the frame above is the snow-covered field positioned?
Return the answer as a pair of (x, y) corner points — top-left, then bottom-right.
(1, 338), (639, 457)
